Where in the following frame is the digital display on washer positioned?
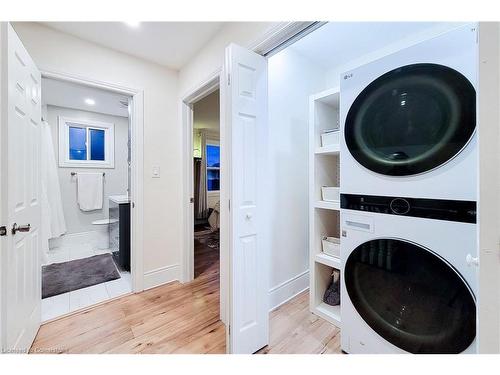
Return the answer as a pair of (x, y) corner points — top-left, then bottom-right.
(344, 63), (476, 176)
(344, 239), (476, 354)
(340, 194), (476, 223)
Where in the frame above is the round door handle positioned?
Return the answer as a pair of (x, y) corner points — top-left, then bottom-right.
(466, 254), (479, 267)
(11, 223), (31, 235)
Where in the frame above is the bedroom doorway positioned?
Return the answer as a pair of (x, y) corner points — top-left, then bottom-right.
(182, 73), (226, 323)
(192, 89), (221, 279)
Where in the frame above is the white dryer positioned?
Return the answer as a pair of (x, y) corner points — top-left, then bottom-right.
(340, 193), (477, 354)
(340, 24), (478, 201)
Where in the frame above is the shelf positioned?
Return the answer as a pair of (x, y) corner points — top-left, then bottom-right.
(311, 87), (340, 106)
(314, 302), (341, 327)
(314, 200), (340, 210)
(315, 253), (341, 269)
(315, 144), (340, 155)
(310, 85), (342, 332)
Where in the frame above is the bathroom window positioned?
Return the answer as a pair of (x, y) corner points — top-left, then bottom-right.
(206, 142), (220, 192)
(59, 117), (115, 168)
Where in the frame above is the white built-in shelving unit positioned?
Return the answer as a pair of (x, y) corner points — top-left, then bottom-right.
(309, 86), (341, 328)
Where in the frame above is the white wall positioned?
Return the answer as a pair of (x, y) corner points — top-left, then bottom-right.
(13, 22), (181, 288)
(267, 48), (328, 310)
(324, 22), (467, 87)
(46, 105), (129, 235)
(178, 22), (280, 96)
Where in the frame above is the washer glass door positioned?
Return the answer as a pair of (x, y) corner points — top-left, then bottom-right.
(344, 239), (476, 353)
(344, 63), (476, 176)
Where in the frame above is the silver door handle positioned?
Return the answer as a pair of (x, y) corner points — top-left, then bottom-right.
(11, 223), (30, 235)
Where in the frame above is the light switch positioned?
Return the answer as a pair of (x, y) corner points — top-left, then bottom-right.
(152, 166), (160, 178)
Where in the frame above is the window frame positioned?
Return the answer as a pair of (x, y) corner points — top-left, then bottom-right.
(206, 139), (220, 194)
(58, 116), (115, 168)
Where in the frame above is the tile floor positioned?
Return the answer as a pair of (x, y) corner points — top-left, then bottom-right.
(44, 242), (111, 265)
(42, 243), (132, 322)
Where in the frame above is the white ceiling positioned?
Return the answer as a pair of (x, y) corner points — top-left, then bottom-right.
(41, 22), (224, 69)
(42, 78), (130, 118)
(290, 22), (465, 70)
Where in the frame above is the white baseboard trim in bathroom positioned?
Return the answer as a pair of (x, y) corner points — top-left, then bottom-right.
(268, 270), (310, 312)
(49, 229), (109, 251)
(143, 264), (181, 290)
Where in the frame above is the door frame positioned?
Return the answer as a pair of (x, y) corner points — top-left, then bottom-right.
(181, 70), (222, 317)
(477, 22), (500, 353)
(39, 69), (145, 294)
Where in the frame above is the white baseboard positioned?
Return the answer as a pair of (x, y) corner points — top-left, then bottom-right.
(143, 264), (181, 290)
(268, 270), (309, 312)
(49, 228), (109, 250)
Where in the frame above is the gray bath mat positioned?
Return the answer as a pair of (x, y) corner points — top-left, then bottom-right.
(42, 253), (120, 299)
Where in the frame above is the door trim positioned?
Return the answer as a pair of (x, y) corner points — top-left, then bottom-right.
(477, 22), (500, 353)
(39, 69), (145, 293)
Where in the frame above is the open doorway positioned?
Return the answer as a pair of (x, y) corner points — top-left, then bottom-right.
(192, 89), (221, 280)
(40, 77), (133, 321)
(182, 73), (226, 326)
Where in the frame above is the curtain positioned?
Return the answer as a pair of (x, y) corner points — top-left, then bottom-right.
(195, 131), (208, 219)
(193, 158), (201, 218)
(40, 120), (67, 263)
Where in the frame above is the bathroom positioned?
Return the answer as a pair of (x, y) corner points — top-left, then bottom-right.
(40, 77), (132, 321)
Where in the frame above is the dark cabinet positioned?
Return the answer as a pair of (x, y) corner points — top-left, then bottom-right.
(109, 201), (131, 271)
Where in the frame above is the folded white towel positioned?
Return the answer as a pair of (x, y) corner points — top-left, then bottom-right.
(77, 172), (104, 211)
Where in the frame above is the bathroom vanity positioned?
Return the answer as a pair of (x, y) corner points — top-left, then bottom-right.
(109, 195), (131, 271)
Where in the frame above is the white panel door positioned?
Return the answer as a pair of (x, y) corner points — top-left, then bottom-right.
(0, 23), (42, 352)
(222, 43), (269, 354)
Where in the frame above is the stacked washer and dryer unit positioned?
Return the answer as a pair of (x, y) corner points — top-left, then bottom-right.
(339, 25), (479, 354)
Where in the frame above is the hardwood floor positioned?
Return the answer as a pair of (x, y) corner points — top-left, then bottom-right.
(31, 231), (341, 354)
(258, 291), (341, 354)
(193, 230), (219, 279)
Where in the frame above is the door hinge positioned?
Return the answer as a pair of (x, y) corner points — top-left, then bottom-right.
(228, 324), (231, 335)
(227, 74), (231, 86)
(0, 226), (7, 236)
(228, 199), (230, 211)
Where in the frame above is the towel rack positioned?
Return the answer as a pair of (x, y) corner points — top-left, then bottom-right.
(71, 172), (105, 176)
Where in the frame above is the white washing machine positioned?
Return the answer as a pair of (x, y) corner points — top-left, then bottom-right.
(340, 24), (478, 201)
(340, 193), (477, 354)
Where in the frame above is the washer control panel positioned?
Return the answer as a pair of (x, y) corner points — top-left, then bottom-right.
(389, 198), (411, 215)
(341, 193), (476, 224)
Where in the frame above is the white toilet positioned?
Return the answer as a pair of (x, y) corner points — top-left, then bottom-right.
(91, 218), (117, 250)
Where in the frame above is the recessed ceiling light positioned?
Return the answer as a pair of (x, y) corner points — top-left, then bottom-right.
(124, 21), (141, 28)
(84, 98), (95, 106)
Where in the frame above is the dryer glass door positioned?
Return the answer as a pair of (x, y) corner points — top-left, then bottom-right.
(344, 63), (476, 176)
(344, 239), (476, 353)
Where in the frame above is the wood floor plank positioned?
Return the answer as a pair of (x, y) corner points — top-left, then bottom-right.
(31, 232), (341, 354)
(257, 291), (341, 354)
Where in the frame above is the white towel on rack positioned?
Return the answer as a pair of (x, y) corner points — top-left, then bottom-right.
(77, 172), (104, 211)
